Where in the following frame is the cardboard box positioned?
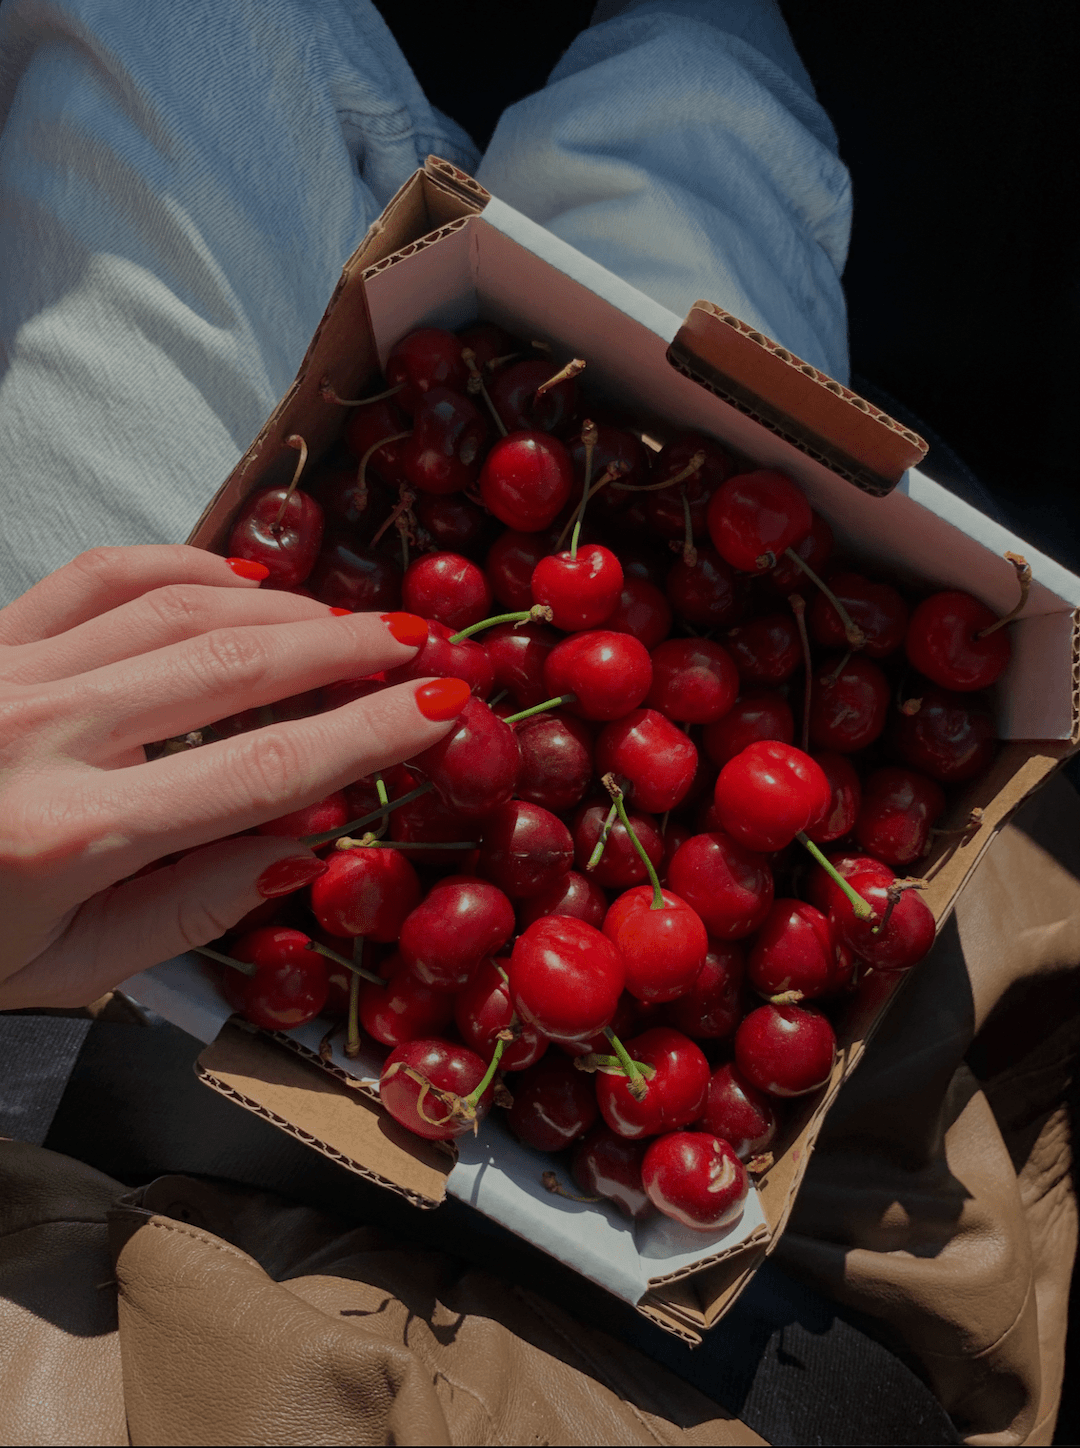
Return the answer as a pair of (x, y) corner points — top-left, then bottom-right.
(124, 158), (1080, 1341)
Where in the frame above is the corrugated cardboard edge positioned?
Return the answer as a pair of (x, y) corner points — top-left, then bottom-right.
(668, 301), (928, 497)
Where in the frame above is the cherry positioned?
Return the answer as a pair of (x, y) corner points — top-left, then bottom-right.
(398, 875), (515, 990)
(388, 769), (477, 868)
(222, 927), (329, 1031)
(746, 899), (836, 1001)
(809, 571), (908, 658)
(506, 1054), (599, 1152)
(734, 1003), (836, 1097)
(697, 1064), (777, 1161)
(379, 1037), (494, 1141)
(401, 387), (487, 496)
(707, 470), (812, 573)
(644, 434), (737, 539)
(488, 358), (579, 435)
(385, 619), (493, 698)
(307, 537), (401, 612)
(659, 821), (693, 884)
(645, 638), (739, 725)
(803, 751), (861, 845)
(384, 328), (470, 415)
(663, 943), (744, 1039)
(808, 654), (890, 753)
(343, 396), (410, 484)
(642, 1131), (748, 1232)
(724, 613), (801, 686)
(890, 686), (997, 783)
(572, 800), (664, 891)
(617, 538), (670, 589)
(514, 710), (594, 815)
(830, 871), (936, 972)
(476, 801), (574, 899)
(310, 845), (421, 942)
(456, 321), (520, 371)
(602, 885), (708, 1003)
(543, 630), (653, 721)
(567, 424), (650, 511)
(667, 831), (774, 940)
(485, 529), (558, 610)
(257, 791), (348, 844)
(803, 850), (895, 919)
(595, 708), (698, 813)
(414, 492), (492, 558)
(481, 621), (559, 709)
(227, 484), (324, 589)
(560, 991), (652, 1060)
(572, 1128), (653, 1219)
(341, 764), (410, 820)
(768, 511), (834, 593)
(454, 958), (549, 1072)
(402, 552), (492, 632)
(531, 543), (624, 631)
(855, 766), (946, 868)
(411, 696), (520, 819)
(508, 915), (625, 1045)
(905, 590), (1011, 692)
(605, 575), (673, 650)
(702, 690), (794, 768)
(308, 464), (394, 538)
(666, 547), (743, 629)
(515, 870), (608, 932)
(713, 741), (831, 853)
(479, 432), (573, 532)
(358, 952), (455, 1047)
(595, 1026), (710, 1140)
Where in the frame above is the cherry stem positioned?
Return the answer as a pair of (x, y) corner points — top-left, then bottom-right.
(825, 650), (852, 686)
(680, 488), (697, 568)
(462, 1035), (506, 1110)
(449, 604), (553, 643)
(358, 430), (411, 503)
(461, 346), (508, 437)
(370, 486), (416, 549)
(306, 939), (385, 986)
(574, 1051), (655, 1080)
(541, 1171), (602, 1203)
(193, 944), (256, 978)
(978, 552), (1031, 637)
(586, 801), (619, 870)
(555, 460), (630, 554)
(301, 780), (434, 847)
(502, 694), (577, 725)
(485, 351), (523, 371)
(782, 549), (866, 647)
(320, 378), (404, 407)
(603, 773), (664, 910)
(345, 951), (362, 1058)
(871, 877), (926, 936)
(604, 1028), (649, 1101)
(795, 833), (875, 919)
(788, 592), (812, 753)
(335, 836), (477, 852)
(272, 435), (308, 531)
(611, 450), (706, 493)
(535, 357), (585, 396)
(567, 420), (596, 559)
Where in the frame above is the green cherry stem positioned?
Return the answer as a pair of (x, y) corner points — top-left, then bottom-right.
(449, 604), (554, 643)
(300, 781), (434, 848)
(193, 944), (256, 978)
(306, 939), (385, 986)
(502, 694), (577, 725)
(795, 833), (875, 920)
(604, 1028), (649, 1101)
(462, 1035), (507, 1111)
(586, 801), (619, 870)
(603, 773), (664, 910)
(788, 592), (812, 754)
(345, 943), (363, 1058)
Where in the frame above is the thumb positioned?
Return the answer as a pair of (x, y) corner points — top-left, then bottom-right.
(0, 837), (329, 1009)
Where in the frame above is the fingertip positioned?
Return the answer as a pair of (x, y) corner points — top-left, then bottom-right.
(414, 677), (471, 722)
(226, 557), (270, 583)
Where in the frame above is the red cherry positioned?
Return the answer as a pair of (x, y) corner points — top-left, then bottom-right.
(508, 915), (625, 1045)
(642, 1131), (749, 1231)
(456, 321), (519, 371)
(402, 552), (492, 632)
(543, 629), (653, 721)
(483, 621), (560, 709)
(808, 654), (890, 753)
(696, 1064), (777, 1161)
(485, 529), (557, 610)
(707, 470), (812, 573)
(702, 690), (794, 768)
(488, 358), (578, 435)
(602, 886), (708, 1004)
(399, 387), (486, 496)
(595, 1027), (710, 1140)
(411, 696), (520, 819)
(854, 766), (946, 868)
(515, 870), (608, 932)
(645, 638), (739, 725)
(306, 537), (401, 612)
(734, 1003), (836, 1097)
(746, 899), (836, 1001)
(572, 1128), (654, 1219)
(663, 942), (744, 1039)
(308, 464), (394, 539)
(358, 951), (455, 1047)
(514, 710), (594, 815)
(227, 486), (324, 589)
(379, 1037), (493, 1141)
(809, 571), (909, 658)
(223, 927), (329, 1031)
(506, 1054), (598, 1151)
(414, 492), (493, 558)
(803, 752), (861, 845)
(531, 543), (624, 631)
(454, 958), (548, 1072)
(666, 547), (743, 629)
(768, 511), (834, 593)
(560, 991), (653, 1060)
(343, 396), (410, 480)
(479, 432), (573, 532)
(398, 875), (515, 990)
(905, 591), (1011, 692)
(387, 773), (477, 870)
(713, 741), (831, 852)
(890, 686), (997, 783)
(644, 434), (737, 539)
(567, 424), (651, 511)
(659, 821), (693, 884)
(385, 328), (470, 415)
(572, 799), (664, 892)
(667, 831), (774, 940)
(310, 845), (420, 941)
(803, 850), (895, 918)
(594, 709), (698, 814)
(257, 791), (348, 843)
(724, 613), (801, 686)
(384, 619), (493, 698)
(476, 801), (574, 899)
(830, 871), (936, 972)
(605, 575), (673, 650)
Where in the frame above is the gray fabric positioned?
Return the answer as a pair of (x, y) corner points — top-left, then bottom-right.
(0, 1016), (92, 1145)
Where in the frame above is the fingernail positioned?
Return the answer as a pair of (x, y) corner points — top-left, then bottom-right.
(415, 677), (471, 721)
(381, 611), (429, 648)
(329, 607), (352, 616)
(255, 854), (329, 898)
(226, 557), (270, 581)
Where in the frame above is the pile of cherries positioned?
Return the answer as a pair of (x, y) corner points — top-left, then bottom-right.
(206, 321), (1020, 1235)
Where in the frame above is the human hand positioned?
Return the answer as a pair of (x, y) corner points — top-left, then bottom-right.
(0, 545), (463, 1009)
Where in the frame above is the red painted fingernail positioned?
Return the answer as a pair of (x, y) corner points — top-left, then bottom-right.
(329, 607), (352, 616)
(381, 611), (429, 648)
(255, 854), (329, 898)
(226, 557), (270, 581)
(415, 677), (471, 721)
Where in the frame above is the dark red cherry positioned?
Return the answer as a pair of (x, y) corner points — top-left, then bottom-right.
(514, 710), (594, 815)
(476, 801), (574, 899)
(645, 638), (739, 725)
(734, 1003), (836, 1097)
(257, 791), (348, 844)
(402, 551), (492, 632)
(358, 952), (455, 1047)
(454, 957), (548, 1072)
(803, 850), (895, 919)
(414, 491), (493, 558)
(665, 547), (743, 628)
(572, 800), (665, 892)
(660, 821), (694, 885)
(808, 654), (890, 753)
(713, 741), (831, 853)
(602, 886), (708, 1004)
(479, 432), (573, 532)
(227, 486), (324, 589)
(855, 766), (946, 868)
(595, 709), (698, 814)
(389, 766), (478, 868)
(666, 831), (774, 940)
(768, 511), (834, 593)
(809, 571), (909, 658)
(906, 591), (1011, 692)
(411, 696), (520, 819)
(702, 690), (794, 768)
(644, 434), (737, 539)
(385, 619), (493, 698)
(379, 1037), (493, 1141)
(385, 328), (470, 415)
(663, 943), (744, 1040)
(890, 686), (997, 783)
(343, 397), (410, 483)
(560, 991), (652, 1061)
(804, 751), (861, 845)
(308, 464), (395, 538)
(567, 424), (651, 512)
(642, 1131), (749, 1231)
(595, 1027), (710, 1140)
(605, 575), (673, 651)
(398, 875), (515, 991)
(306, 537), (401, 612)
(401, 387), (487, 496)
(707, 469), (812, 573)
(506, 1054), (598, 1151)
(515, 870), (608, 932)
(531, 544), (624, 631)
(543, 629), (653, 721)
(340, 764), (410, 820)
(724, 613), (801, 686)
(223, 927), (329, 1031)
(482, 621), (559, 709)
(310, 845), (420, 942)
(457, 321), (520, 371)
(746, 899), (836, 1001)
(697, 1064), (777, 1161)
(485, 529), (558, 610)
(572, 1128), (654, 1219)
(508, 915), (625, 1045)
(617, 538), (670, 590)
(488, 358), (579, 435)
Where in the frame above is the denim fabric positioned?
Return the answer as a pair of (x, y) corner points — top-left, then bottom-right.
(0, 0), (850, 606)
